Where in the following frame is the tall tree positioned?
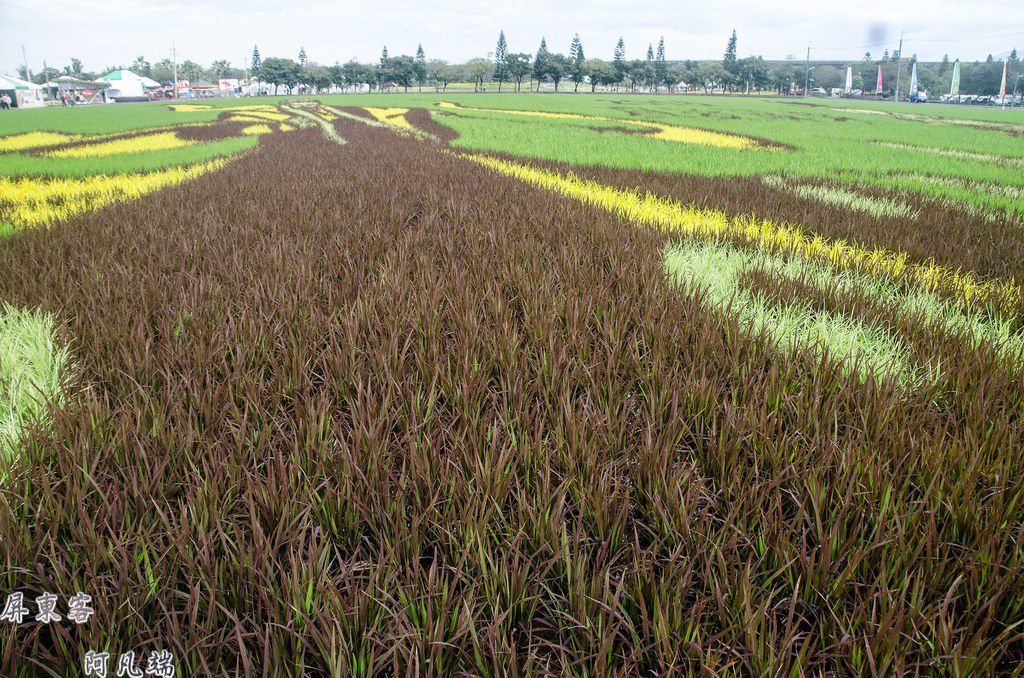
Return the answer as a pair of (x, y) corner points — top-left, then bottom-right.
(389, 55), (416, 91)
(33, 64), (59, 85)
(505, 52), (531, 92)
(494, 31), (509, 91)
(466, 57), (492, 92)
(131, 56), (151, 77)
(306, 64), (330, 93)
(210, 60), (232, 78)
(327, 62), (345, 89)
(342, 60), (374, 88)
(427, 59), (456, 91)
(723, 30), (738, 68)
(645, 44), (655, 91)
(298, 47), (307, 68)
(259, 57), (300, 94)
(180, 60), (202, 83)
(940, 54), (950, 74)
(251, 45), (261, 86)
(723, 29), (739, 90)
(737, 55), (769, 93)
(655, 37), (667, 88)
(613, 37), (626, 85)
(152, 58), (174, 83)
(378, 46), (390, 90)
(583, 58), (616, 92)
(547, 53), (570, 92)
(569, 34), (585, 92)
(625, 59), (646, 92)
(415, 45), (427, 92)
(533, 38), (550, 91)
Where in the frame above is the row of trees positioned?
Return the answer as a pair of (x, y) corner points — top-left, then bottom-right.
(490, 33), (673, 93)
(249, 45), (434, 94)
(805, 50), (1021, 96)
(21, 32), (1020, 97)
(19, 55), (245, 85)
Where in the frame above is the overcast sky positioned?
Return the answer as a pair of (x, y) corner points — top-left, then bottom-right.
(1, 0), (1022, 76)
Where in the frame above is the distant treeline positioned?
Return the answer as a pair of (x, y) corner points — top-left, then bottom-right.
(20, 31), (1020, 97)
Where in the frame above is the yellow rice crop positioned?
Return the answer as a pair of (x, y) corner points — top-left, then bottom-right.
(468, 154), (1022, 316)
(279, 123), (295, 132)
(227, 114), (273, 123)
(645, 123), (756, 150)
(228, 110), (291, 122)
(364, 107), (414, 129)
(0, 159), (230, 228)
(169, 104), (279, 113)
(0, 132), (82, 153)
(48, 132), (195, 159)
(438, 101), (588, 121)
(240, 124), (273, 136)
(167, 104), (214, 112)
(436, 102), (759, 149)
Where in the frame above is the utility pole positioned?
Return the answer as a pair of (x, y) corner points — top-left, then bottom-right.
(172, 43), (178, 98)
(894, 32), (904, 102)
(804, 44), (810, 97)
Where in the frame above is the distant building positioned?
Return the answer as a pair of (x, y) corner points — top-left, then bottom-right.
(0, 74), (45, 108)
(99, 70), (161, 101)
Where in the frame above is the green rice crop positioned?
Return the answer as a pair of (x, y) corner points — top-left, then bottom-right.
(665, 240), (919, 386)
(0, 304), (69, 478)
(665, 238), (1024, 387)
(0, 102), (223, 135)
(0, 136), (258, 177)
(761, 175), (920, 220)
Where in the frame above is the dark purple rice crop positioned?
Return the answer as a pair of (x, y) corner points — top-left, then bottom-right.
(0, 117), (1021, 675)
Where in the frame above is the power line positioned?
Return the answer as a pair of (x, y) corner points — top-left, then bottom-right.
(909, 30), (1024, 43)
(810, 30), (1023, 54)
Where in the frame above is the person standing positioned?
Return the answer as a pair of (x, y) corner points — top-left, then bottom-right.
(0, 93), (11, 110)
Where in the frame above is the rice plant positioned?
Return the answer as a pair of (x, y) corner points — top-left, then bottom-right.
(0, 99), (1022, 676)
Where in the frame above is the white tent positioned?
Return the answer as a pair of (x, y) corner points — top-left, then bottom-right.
(99, 70), (161, 100)
(0, 74), (45, 108)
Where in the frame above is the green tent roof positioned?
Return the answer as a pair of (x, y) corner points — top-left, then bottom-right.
(0, 74), (40, 90)
(100, 70), (161, 88)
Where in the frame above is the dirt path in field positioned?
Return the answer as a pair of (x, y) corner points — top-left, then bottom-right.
(0, 119), (1020, 674)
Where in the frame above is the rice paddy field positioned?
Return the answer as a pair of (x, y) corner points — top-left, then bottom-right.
(0, 93), (1023, 675)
